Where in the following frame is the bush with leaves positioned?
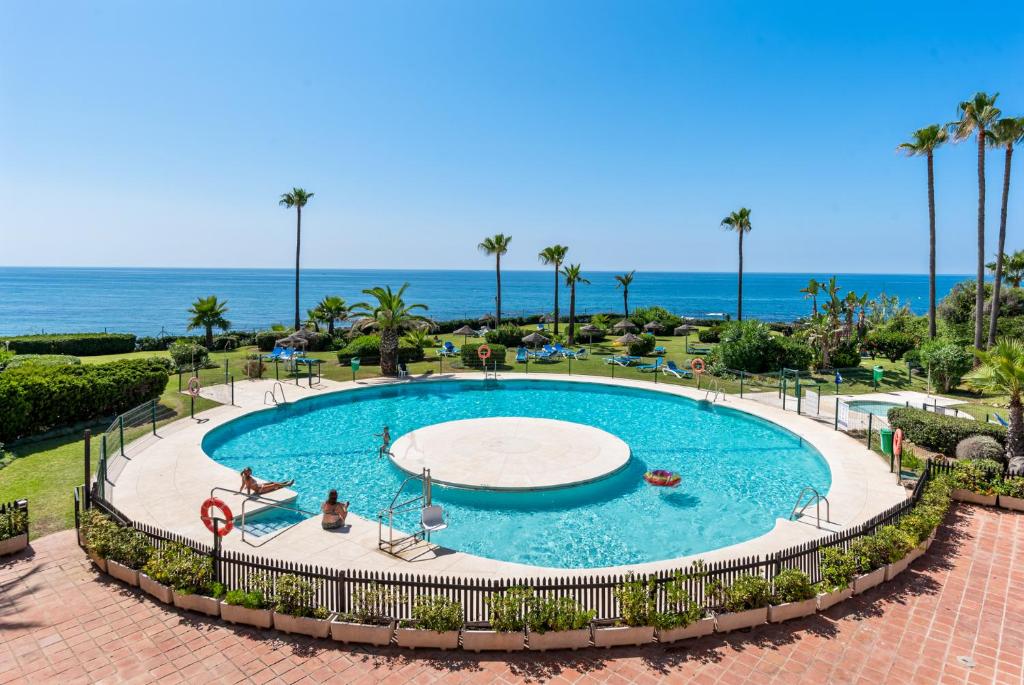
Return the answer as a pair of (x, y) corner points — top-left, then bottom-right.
(772, 568), (816, 604)
(142, 542), (213, 595)
(81, 509), (119, 558)
(996, 476), (1024, 499)
(6, 333), (137, 356)
(818, 546), (856, 591)
(865, 330), (917, 362)
(627, 333), (657, 357)
(4, 354), (81, 369)
(872, 525), (915, 564)
(342, 583), (404, 625)
(651, 570), (707, 630)
(484, 586), (532, 632)
(223, 573), (273, 609)
(708, 573), (772, 612)
(106, 527), (153, 570)
(168, 341), (209, 370)
(460, 342), (507, 369)
(273, 573), (329, 618)
(485, 324), (526, 348)
(612, 574), (656, 627)
(526, 596), (594, 634)
(336, 334), (424, 365)
(829, 340), (862, 369)
(629, 306), (682, 332)
(698, 326), (722, 344)
(0, 506), (28, 541)
(716, 320), (812, 373)
(956, 435), (1005, 462)
(848, 536), (886, 574)
(409, 595), (462, 632)
(919, 340), (973, 392)
(950, 458), (1002, 495)
(887, 407), (1005, 455)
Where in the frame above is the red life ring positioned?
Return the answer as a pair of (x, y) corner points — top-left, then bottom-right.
(187, 377), (201, 398)
(690, 358), (706, 374)
(200, 497), (234, 536)
(478, 344), (492, 360)
(893, 428), (903, 458)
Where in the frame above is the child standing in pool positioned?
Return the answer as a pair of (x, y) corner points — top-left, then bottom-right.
(376, 425), (392, 459)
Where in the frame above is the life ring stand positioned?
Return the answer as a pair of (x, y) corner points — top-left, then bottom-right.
(477, 344), (492, 361)
(893, 428), (903, 458)
(690, 358), (706, 374)
(200, 497), (234, 536)
(187, 377), (201, 398)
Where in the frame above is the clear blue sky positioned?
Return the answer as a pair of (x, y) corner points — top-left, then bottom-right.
(1, 1), (1021, 273)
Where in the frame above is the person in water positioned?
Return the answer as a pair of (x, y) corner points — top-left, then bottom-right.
(321, 490), (350, 530)
(240, 467), (294, 495)
(376, 425), (392, 459)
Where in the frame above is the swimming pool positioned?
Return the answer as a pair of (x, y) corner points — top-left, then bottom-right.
(203, 379), (831, 569)
(847, 400), (902, 419)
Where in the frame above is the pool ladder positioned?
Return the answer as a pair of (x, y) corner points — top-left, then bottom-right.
(789, 486), (831, 529)
(378, 468), (445, 556)
(705, 378), (723, 402)
(264, 382), (287, 406)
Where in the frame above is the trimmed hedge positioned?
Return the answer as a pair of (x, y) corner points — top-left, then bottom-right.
(887, 407), (1006, 455)
(485, 325), (526, 348)
(6, 333), (137, 356)
(3, 354), (81, 369)
(335, 335), (424, 365)
(461, 342), (507, 369)
(0, 358), (169, 441)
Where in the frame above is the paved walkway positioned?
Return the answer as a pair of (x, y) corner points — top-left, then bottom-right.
(0, 504), (1021, 684)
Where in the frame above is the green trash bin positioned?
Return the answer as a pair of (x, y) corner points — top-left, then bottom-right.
(880, 427), (894, 455)
(872, 365), (884, 387)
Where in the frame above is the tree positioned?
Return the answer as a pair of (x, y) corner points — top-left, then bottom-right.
(478, 234), (511, 327)
(186, 295), (231, 349)
(316, 295), (355, 336)
(279, 188), (314, 330)
(842, 291), (859, 337)
(305, 308), (323, 332)
(721, 208), (753, 320)
(800, 278), (820, 317)
(803, 314), (840, 370)
(561, 264), (590, 346)
(986, 117), (1024, 347)
(993, 250), (1024, 288)
(614, 270), (636, 317)
(856, 292), (870, 338)
(966, 337), (1024, 465)
(353, 284), (428, 375)
(899, 124), (948, 339)
(949, 93), (1001, 353)
(538, 245), (569, 334)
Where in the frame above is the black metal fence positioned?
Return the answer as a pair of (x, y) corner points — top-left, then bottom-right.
(78, 463), (940, 622)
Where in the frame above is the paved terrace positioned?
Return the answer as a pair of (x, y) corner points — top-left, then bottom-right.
(106, 374), (907, 578)
(0, 504), (1020, 684)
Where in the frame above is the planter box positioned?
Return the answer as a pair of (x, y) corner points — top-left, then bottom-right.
(885, 556), (912, 582)
(768, 598), (817, 623)
(925, 530), (936, 549)
(461, 629), (525, 652)
(951, 489), (997, 506)
(999, 495), (1024, 512)
(816, 586), (853, 611)
(221, 603), (273, 629)
(172, 591), (221, 617)
(0, 533), (28, 557)
(106, 560), (139, 586)
(330, 619), (394, 647)
(273, 612), (333, 639)
(592, 625), (655, 648)
(852, 567), (886, 595)
(394, 627), (460, 650)
(87, 550), (107, 572)
(906, 545), (925, 563)
(528, 628), (591, 651)
(714, 607), (768, 633)
(139, 573), (173, 604)
(655, 617), (715, 643)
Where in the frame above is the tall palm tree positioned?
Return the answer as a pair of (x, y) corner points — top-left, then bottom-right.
(614, 270), (636, 317)
(856, 292), (870, 338)
(986, 117), (1024, 347)
(949, 93), (1001, 353)
(804, 314), (840, 371)
(305, 307), (324, 332)
(721, 208), (753, 320)
(899, 124), (948, 339)
(561, 264), (590, 346)
(478, 234), (511, 327)
(279, 188), (314, 330)
(316, 295), (355, 336)
(186, 295), (231, 349)
(800, 278), (820, 317)
(966, 337), (1024, 465)
(538, 245), (569, 334)
(843, 290), (859, 337)
(353, 284), (427, 376)
(998, 250), (1024, 288)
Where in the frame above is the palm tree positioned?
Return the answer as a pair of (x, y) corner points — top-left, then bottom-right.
(614, 270), (636, 317)
(856, 292), (870, 338)
(305, 307), (323, 332)
(561, 264), (590, 346)
(800, 278), (820, 317)
(316, 295), (355, 336)
(986, 117), (1024, 347)
(949, 93), (1001, 353)
(721, 208), (753, 320)
(966, 338), (1024, 464)
(1001, 250), (1024, 288)
(843, 291), (859, 337)
(279, 188), (314, 330)
(353, 284), (427, 376)
(186, 295), (231, 349)
(804, 314), (840, 370)
(538, 245), (569, 334)
(899, 124), (948, 339)
(478, 234), (511, 327)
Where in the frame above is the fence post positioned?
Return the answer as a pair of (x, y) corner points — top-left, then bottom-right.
(781, 378), (787, 410)
(834, 397), (839, 431)
(119, 416), (125, 457)
(230, 376), (235, 406)
(212, 519), (221, 585)
(151, 399), (157, 435)
(83, 429), (91, 511)
(178, 370), (182, 392)
(739, 372), (744, 398)
(224, 361), (229, 385)
(867, 414), (873, 450)
(796, 387), (802, 415)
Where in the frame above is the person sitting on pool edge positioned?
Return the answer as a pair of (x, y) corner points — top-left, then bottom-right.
(239, 467), (294, 496)
(321, 490), (349, 530)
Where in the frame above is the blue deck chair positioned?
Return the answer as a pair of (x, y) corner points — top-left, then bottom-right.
(654, 346), (667, 356)
(515, 347), (529, 363)
(994, 413), (1009, 427)
(264, 346), (285, 361)
(663, 360), (693, 379)
(637, 357), (663, 372)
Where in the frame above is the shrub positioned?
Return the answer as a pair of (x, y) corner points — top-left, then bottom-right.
(887, 407), (1006, 455)
(273, 573), (327, 618)
(484, 586), (532, 632)
(897, 511), (934, 545)
(864, 330), (916, 362)
(142, 542), (213, 594)
(777, 336), (815, 370)
(0, 359), (168, 442)
(996, 476), (1024, 499)
(342, 583), (404, 625)
(4, 354), (81, 369)
(772, 568), (815, 604)
(6, 333), (137, 356)
(628, 333), (656, 357)
(950, 458), (1002, 495)
(526, 596), (594, 634)
(106, 527), (153, 570)
(708, 573), (772, 612)
(485, 324), (526, 348)
(0, 348), (13, 369)
(410, 595), (463, 632)
(848, 536), (886, 574)
(240, 353), (266, 379)
(829, 340), (862, 369)
(919, 340), (973, 392)
(336, 335), (424, 365)
(256, 330), (290, 352)
(629, 306), (682, 332)
(872, 525), (915, 564)
(212, 335), (239, 351)
(0, 506), (27, 541)
(716, 320), (813, 373)
(698, 326), (722, 343)
(225, 589), (266, 609)
(651, 570), (706, 630)
(168, 341), (209, 370)
(135, 335), (183, 352)
(955, 435), (1005, 462)
(818, 546), (856, 591)
(613, 574), (656, 627)
(460, 342), (507, 369)
(81, 510), (119, 558)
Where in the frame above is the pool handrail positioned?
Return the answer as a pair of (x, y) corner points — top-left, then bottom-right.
(207, 485), (316, 547)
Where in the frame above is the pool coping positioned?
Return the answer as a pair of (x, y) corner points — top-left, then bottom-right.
(106, 373), (908, 579)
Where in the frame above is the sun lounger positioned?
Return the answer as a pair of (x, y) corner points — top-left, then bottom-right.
(663, 360), (693, 379)
(637, 357), (663, 372)
(515, 347), (529, 363)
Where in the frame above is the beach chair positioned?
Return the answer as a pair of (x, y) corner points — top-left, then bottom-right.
(994, 413), (1009, 427)
(439, 341), (459, 357)
(654, 346), (667, 356)
(637, 357), (663, 373)
(534, 345), (557, 360)
(663, 360), (693, 379)
(397, 361), (409, 378)
(604, 355), (636, 367)
(278, 346), (296, 361)
(515, 347), (529, 363)
(264, 346), (285, 361)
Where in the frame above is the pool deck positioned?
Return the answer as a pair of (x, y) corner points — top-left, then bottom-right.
(106, 373), (908, 579)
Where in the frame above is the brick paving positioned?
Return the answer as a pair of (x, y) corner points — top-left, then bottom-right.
(0, 504), (1021, 684)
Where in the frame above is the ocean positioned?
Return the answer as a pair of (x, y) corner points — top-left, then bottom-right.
(0, 267), (967, 337)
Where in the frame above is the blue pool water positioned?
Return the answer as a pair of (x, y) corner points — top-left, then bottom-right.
(203, 380), (831, 568)
(847, 400), (902, 418)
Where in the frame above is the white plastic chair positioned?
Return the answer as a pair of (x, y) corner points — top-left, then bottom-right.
(421, 505), (447, 534)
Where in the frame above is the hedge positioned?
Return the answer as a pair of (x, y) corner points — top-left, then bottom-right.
(0, 358), (170, 441)
(887, 407), (1006, 455)
(335, 335), (425, 365)
(6, 333), (137, 356)
(461, 343), (507, 369)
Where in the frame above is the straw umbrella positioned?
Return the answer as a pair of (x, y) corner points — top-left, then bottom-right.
(521, 331), (549, 350)
(580, 323), (601, 353)
(643, 321), (663, 333)
(613, 319), (636, 332)
(674, 324), (698, 351)
(542, 313), (556, 323)
(615, 332), (641, 345)
(452, 324), (477, 346)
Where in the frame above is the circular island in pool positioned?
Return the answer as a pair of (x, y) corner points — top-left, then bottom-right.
(202, 378), (831, 569)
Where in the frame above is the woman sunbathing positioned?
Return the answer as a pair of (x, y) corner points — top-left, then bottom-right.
(240, 467), (294, 495)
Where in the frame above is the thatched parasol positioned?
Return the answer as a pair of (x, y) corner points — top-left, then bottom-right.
(613, 319), (637, 331)
(521, 331), (549, 349)
(452, 324), (477, 344)
(615, 332), (642, 345)
(478, 313), (495, 323)
(673, 325), (698, 336)
(579, 323), (602, 352)
(542, 313), (556, 323)
(277, 328), (316, 350)
(643, 321), (663, 333)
